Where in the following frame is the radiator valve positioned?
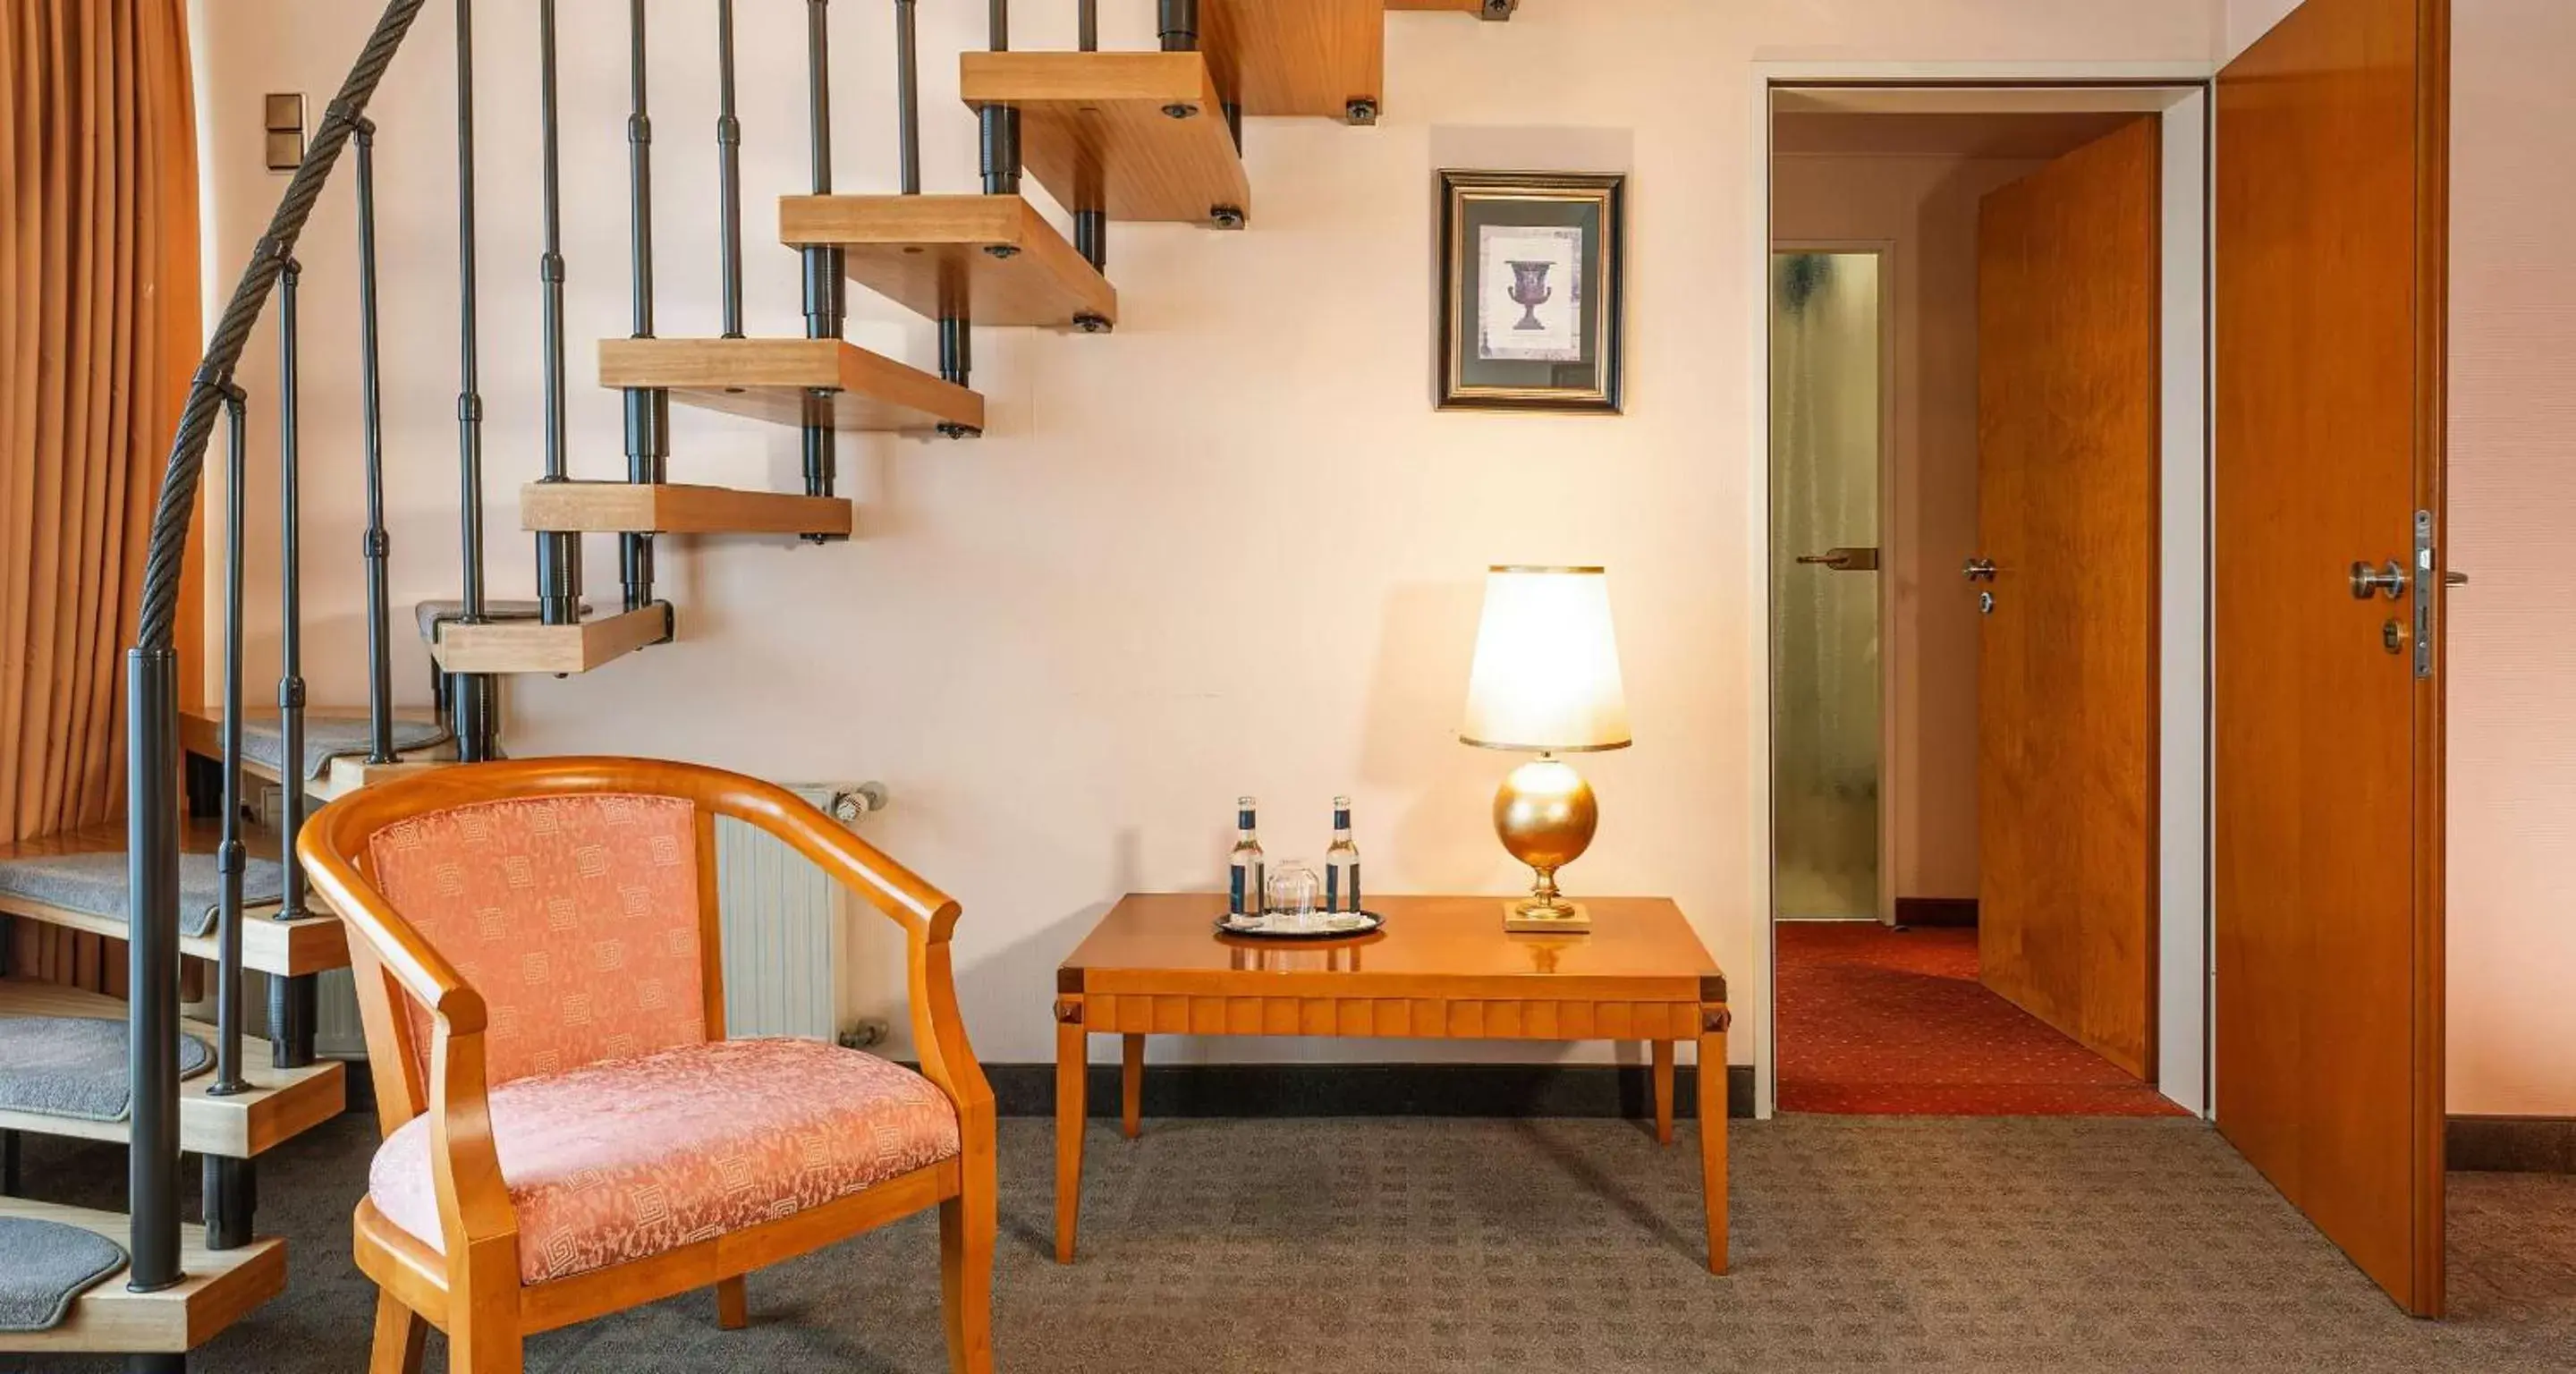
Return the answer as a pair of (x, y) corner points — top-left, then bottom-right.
(825, 782), (890, 826)
(838, 1019), (891, 1050)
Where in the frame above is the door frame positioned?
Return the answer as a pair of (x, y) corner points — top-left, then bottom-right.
(1767, 238), (1899, 928)
(1747, 62), (2216, 1119)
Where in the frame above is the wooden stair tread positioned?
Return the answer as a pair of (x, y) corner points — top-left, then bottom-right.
(0, 821), (348, 978)
(0, 1197), (285, 1355)
(961, 52), (1252, 225)
(521, 482), (852, 538)
(778, 193), (1118, 330)
(597, 336), (982, 435)
(176, 707), (457, 804)
(0, 976), (346, 1158)
(430, 604), (673, 676)
(1206, 0), (1384, 120)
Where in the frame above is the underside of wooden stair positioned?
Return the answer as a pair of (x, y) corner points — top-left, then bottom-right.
(0, 978), (344, 1158)
(779, 194), (1118, 331)
(962, 51), (1252, 226)
(431, 603), (674, 676)
(0, 822), (348, 979)
(0, 1198), (284, 1358)
(1206, 0), (1385, 122)
(597, 336), (982, 436)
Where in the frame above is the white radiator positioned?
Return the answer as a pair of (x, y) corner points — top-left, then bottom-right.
(306, 780), (892, 1058)
(714, 783), (890, 1043)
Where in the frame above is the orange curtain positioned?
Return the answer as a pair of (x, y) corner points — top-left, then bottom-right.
(1, 0), (202, 988)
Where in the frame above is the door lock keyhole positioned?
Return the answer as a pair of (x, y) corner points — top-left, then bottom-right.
(1978, 590), (1996, 616)
(2382, 618), (2406, 655)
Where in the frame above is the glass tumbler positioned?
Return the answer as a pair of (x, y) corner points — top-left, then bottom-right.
(1266, 862), (1321, 933)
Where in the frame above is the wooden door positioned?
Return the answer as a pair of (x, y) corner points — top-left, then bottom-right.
(2214, 0), (2448, 1317)
(1973, 117), (2161, 1080)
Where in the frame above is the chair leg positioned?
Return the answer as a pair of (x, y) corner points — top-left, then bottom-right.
(368, 1292), (427, 1374)
(940, 1155), (997, 1373)
(453, 1327), (525, 1374)
(715, 1275), (749, 1330)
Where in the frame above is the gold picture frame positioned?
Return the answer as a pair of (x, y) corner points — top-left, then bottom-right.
(1437, 170), (1626, 412)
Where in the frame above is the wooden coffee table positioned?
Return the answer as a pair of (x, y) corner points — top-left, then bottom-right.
(1053, 893), (1731, 1272)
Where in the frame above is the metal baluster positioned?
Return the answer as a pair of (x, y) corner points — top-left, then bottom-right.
(271, 259), (318, 1073)
(716, 0), (745, 337)
(453, 0), (497, 759)
(623, 0), (669, 603)
(354, 118), (398, 763)
(1079, 0), (1097, 51)
(895, 0), (921, 195)
(799, 0), (843, 498)
(1158, 0), (1196, 49)
(979, 0), (1021, 198)
(202, 386), (255, 1252)
(535, 0), (582, 625)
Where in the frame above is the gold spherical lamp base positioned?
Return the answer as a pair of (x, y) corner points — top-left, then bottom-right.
(1493, 755), (1597, 932)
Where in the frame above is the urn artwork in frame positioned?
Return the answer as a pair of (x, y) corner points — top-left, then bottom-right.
(1437, 170), (1626, 413)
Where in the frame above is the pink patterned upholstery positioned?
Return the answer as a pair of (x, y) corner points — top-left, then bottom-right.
(369, 1038), (962, 1285)
(365, 793), (709, 1086)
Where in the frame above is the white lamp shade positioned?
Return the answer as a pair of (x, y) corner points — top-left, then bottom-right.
(1459, 566), (1633, 753)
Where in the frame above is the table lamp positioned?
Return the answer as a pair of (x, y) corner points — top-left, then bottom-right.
(1459, 565), (1631, 933)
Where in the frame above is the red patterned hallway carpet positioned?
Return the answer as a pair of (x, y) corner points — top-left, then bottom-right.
(1776, 920), (2189, 1116)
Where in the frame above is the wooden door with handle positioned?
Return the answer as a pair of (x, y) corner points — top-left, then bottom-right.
(2213, 0), (2448, 1317)
(1973, 116), (2162, 1081)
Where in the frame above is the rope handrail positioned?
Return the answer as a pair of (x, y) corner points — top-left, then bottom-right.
(134, 0), (428, 648)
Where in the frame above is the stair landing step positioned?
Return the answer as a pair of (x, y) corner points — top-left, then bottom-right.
(522, 481), (852, 539)
(598, 336), (982, 435)
(176, 708), (455, 804)
(0, 976), (346, 1158)
(961, 51), (1252, 226)
(1205, 0), (1384, 121)
(0, 821), (348, 978)
(0, 1198), (285, 1356)
(431, 603), (673, 676)
(779, 194), (1118, 330)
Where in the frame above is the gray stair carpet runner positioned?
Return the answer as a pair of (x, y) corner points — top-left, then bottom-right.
(232, 712), (453, 781)
(0, 850), (283, 939)
(0, 1016), (213, 1122)
(0, 1217), (126, 1332)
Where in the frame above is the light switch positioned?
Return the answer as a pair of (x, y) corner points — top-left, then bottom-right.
(265, 93), (304, 172)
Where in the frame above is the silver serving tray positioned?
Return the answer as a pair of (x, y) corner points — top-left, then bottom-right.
(1213, 909), (1385, 941)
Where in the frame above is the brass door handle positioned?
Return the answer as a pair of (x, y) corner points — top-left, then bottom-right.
(1796, 547), (1880, 572)
(1962, 557), (1997, 583)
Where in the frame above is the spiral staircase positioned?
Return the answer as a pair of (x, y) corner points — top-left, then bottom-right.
(0, 0), (1515, 1364)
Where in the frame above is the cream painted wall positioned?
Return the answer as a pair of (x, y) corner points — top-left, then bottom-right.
(1771, 153), (2046, 905)
(2445, 0), (2576, 1118)
(188, 1), (2225, 1068)
(2222, 0), (2302, 58)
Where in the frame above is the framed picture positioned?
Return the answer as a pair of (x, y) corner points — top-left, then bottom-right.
(1436, 170), (1626, 413)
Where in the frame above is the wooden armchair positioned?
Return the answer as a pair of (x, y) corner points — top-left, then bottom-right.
(298, 758), (995, 1374)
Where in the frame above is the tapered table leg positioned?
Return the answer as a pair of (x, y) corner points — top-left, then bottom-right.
(1697, 1011), (1730, 1275)
(1652, 1039), (1675, 1146)
(1121, 1033), (1145, 1140)
(1055, 1007), (1087, 1263)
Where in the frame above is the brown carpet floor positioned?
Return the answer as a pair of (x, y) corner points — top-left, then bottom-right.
(7, 1113), (2572, 1371)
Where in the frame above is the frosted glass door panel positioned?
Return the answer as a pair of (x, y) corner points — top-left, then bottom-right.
(1771, 252), (1884, 921)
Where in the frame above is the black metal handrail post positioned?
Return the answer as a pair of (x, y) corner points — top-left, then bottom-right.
(452, 0), (497, 759)
(716, 0), (746, 339)
(534, 0), (582, 626)
(979, 0), (1020, 200)
(354, 118), (397, 766)
(123, 0), (427, 1307)
(201, 385), (254, 1254)
(1079, 0), (1097, 51)
(798, 0), (843, 499)
(895, 0), (921, 196)
(622, 0), (669, 606)
(270, 258), (318, 1073)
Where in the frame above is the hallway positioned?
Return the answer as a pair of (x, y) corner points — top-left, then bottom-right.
(1775, 920), (2186, 1115)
